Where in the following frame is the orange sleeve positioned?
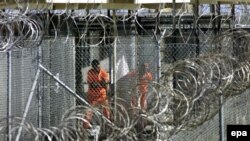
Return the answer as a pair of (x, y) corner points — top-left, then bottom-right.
(100, 69), (109, 82)
(146, 72), (153, 81)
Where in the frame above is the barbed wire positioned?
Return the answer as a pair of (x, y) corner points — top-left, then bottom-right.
(1, 1), (250, 50)
(0, 0), (250, 141)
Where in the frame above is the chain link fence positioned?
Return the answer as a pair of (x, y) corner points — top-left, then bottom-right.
(169, 91), (250, 141)
(115, 35), (158, 110)
(159, 29), (250, 141)
(0, 31), (250, 141)
(0, 53), (7, 141)
(0, 48), (39, 141)
(41, 36), (76, 128)
(0, 36), (76, 140)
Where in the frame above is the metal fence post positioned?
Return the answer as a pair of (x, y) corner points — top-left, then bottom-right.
(219, 93), (225, 141)
(112, 11), (118, 121)
(156, 40), (161, 140)
(38, 45), (42, 129)
(7, 50), (12, 141)
(113, 37), (117, 121)
(194, 0), (200, 57)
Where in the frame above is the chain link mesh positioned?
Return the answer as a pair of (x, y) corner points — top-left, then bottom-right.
(0, 3), (250, 140)
(1, 33), (250, 140)
(41, 36), (76, 127)
(0, 52), (8, 141)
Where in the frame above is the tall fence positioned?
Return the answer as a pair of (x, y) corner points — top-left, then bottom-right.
(170, 91), (250, 141)
(0, 33), (250, 141)
(40, 37), (76, 128)
(159, 34), (250, 141)
(0, 37), (76, 140)
(1, 1), (250, 140)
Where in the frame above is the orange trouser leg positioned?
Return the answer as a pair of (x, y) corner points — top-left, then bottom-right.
(131, 93), (147, 111)
(83, 109), (93, 129)
(101, 99), (111, 120)
(102, 106), (111, 120)
(131, 96), (137, 108)
(140, 93), (148, 129)
(83, 100), (111, 129)
(140, 93), (147, 111)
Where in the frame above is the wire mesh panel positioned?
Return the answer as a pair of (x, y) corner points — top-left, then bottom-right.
(115, 36), (137, 108)
(198, 30), (215, 55)
(0, 53), (7, 119)
(115, 35), (158, 115)
(12, 48), (39, 124)
(116, 36), (136, 79)
(137, 36), (158, 77)
(20, 48), (39, 141)
(10, 50), (23, 118)
(78, 34), (159, 135)
(161, 43), (198, 75)
(0, 47), (40, 141)
(41, 36), (76, 127)
(80, 34), (111, 101)
(170, 114), (220, 141)
(160, 38), (250, 141)
(136, 36), (158, 108)
(0, 52), (7, 141)
(169, 91), (250, 141)
(223, 90), (250, 141)
(0, 37), (76, 140)
(163, 43), (198, 63)
(1, 7), (250, 141)
(40, 38), (51, 128)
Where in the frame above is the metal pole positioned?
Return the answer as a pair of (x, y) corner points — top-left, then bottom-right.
(216, 3), (224, 141)
(15, 69), (41, 141)
(157, 37), (161, 83)
(219, 93), (224, 141)
(217, 3), (221, 33)
(173, 0), (176, 30)
(172, 0), (177, 90)
(231, 4), (236, 57)
(38, 45), (42, 129)
(231, 4), (235, 29)
(194, 0), (200, 57)
(172, 0), (177, 62)
(7, 50), (12, 141)
(112, 10), (117, 121)
(156, 35), (161, 141)
(211, 4), (216, 35)
(113, 38), (117, 121)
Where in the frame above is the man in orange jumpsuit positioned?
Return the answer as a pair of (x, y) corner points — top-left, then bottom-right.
(130, 63), (153, 112)
(128, 63), (153, 131)
(138, 63), (153, 112)
(83, 59), (111, 129)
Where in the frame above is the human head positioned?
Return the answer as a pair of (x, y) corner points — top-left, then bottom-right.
(91, 59), (100, 71)
(143, 63), (149, 70)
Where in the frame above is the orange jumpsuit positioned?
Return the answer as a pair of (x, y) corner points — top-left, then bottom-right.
(83, 68), (111, 129)
(138, 72), (153, 111)
(129, 70), (153, 111)
(87, 68), (109, 104)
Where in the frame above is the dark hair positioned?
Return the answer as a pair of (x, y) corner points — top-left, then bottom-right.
(91, 59), (100, 67)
